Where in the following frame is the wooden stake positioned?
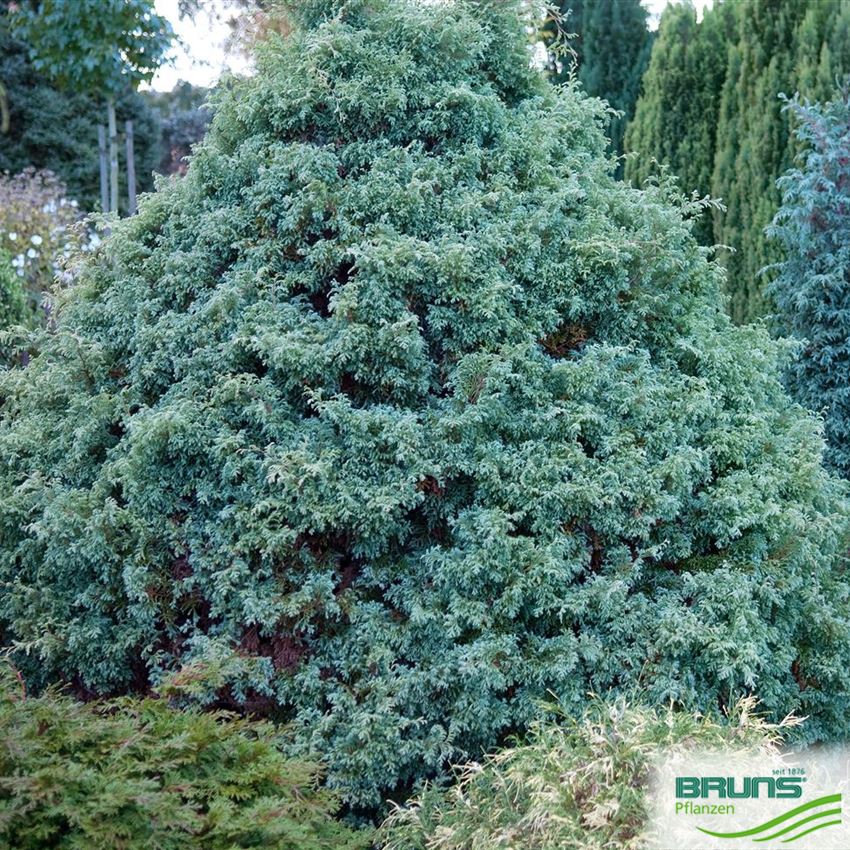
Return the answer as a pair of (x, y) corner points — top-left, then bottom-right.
(125, 119), (137, 215)
(97, 125), (109, 212)
(107, 99), (118, 214)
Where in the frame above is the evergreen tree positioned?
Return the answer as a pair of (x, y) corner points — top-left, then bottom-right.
(626, 0), (850, 323)
(1, 0), (849, 812)
(548, 0), (652, 169)
(624, 1), (733, 244)
(768, 85), (850, 478)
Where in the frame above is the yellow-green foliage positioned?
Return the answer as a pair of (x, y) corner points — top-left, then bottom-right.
(0, 661), (368, 850)
(380, 697), (795, 850)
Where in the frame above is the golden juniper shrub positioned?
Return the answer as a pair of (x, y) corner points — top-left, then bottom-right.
(0, 661), (368, 850)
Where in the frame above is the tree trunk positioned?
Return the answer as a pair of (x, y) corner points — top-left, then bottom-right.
(107, 98), (119, 215)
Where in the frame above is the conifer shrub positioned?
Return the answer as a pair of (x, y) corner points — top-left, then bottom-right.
(768, 85), (850, 478)
(379, 697), (795, 850)
(0, 661), (367, 850)
(1, 0), (849, 811)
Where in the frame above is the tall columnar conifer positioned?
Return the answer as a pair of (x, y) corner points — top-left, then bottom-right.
(768, 86), (850, 478)
(624, 1), (733, 246)
(1, 0), (849, 811)
(625, 0), (850, 323)
(547, 0), (652, 172)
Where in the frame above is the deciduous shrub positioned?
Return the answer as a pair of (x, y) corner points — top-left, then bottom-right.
(380, 697), (795, 850)
(0, 168), (87, 319)
(1, 0), (849, 813)
(0, 661), (368, 850)
(768, 85), (850, 478)
(0, 249), (25, 334)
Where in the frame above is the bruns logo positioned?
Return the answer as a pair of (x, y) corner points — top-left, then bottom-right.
(676, 776), (805, 799)
(652, 751), (847, 848)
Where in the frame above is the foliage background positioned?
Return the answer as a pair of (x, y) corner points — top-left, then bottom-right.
(546, 0), (653, 174)
(0, 2), (161, 213)
(624, 0), (850, 322)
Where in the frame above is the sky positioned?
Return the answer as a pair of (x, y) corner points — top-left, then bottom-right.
(645, 0), (712, 26)
(149, 0), (252, 91)
(148, 0), (714, 92)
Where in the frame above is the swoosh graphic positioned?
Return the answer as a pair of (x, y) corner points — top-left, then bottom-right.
(754, 808), (842, 842)
(783, 818), (843, 843)
(696, 794), (842, 839)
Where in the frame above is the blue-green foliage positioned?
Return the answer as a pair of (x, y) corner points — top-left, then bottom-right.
(768, 85), (850, 478)
(1, 0), (849, 812)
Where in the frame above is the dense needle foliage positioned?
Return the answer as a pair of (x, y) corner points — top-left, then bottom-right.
(768, 85), (850, 478)
(1, 0), (849, 811)
(0, 662), (367, 850)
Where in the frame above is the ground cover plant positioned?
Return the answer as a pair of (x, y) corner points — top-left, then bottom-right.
(0, 660), (367, 850)
(379, 696), (795, 850)
(1, 0), (850, 815)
